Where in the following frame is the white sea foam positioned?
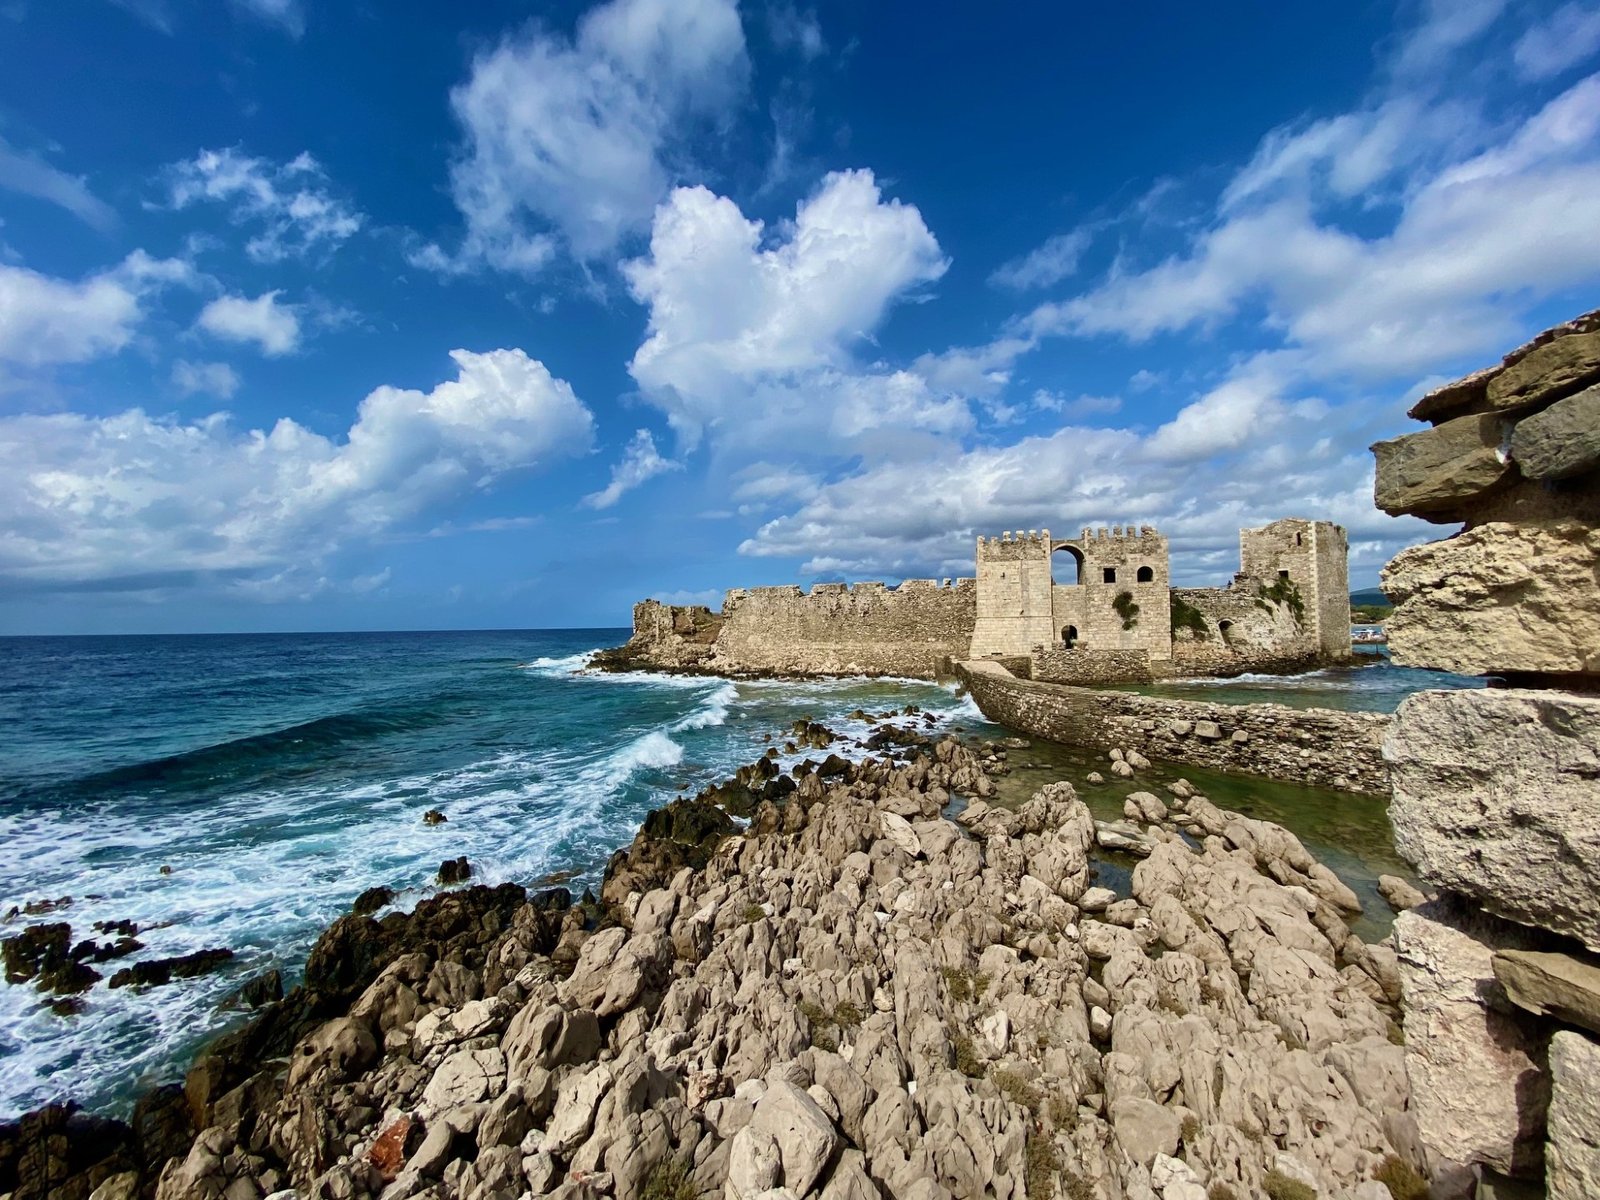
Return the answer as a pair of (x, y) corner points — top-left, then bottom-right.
(520, 650), (599, 675)
(674, 681), (738, 731)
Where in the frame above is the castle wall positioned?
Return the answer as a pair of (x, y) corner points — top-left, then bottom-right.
(1031, 647), (1153, 685)
(1238, 518), (1352, 661)
(596, 581), (978, 678)
(1167, 585), (1327, 677)
(1052, 526), (1174, 660)
(957, 659), (1388, 795)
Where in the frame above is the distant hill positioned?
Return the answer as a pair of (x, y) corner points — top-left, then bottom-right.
(1349, 587), (1391, 606)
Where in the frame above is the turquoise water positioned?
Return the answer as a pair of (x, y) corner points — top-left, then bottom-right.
(1116, 648), (1485, 712)
(0, 631), (976, 1118)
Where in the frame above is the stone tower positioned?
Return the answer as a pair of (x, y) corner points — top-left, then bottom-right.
(969, 524), (1174, 661)
(1237, 518), (1351, 661)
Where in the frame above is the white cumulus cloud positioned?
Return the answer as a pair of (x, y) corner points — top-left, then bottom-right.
(165, 147), (362, 262)
(197, 291), (301, 356)
(420, 0), (749, 273)
(624, 169), (952, 450)
(171, 359), (240, 400)
(0, 251), (192, 368)
(582, 428), (681, 508)
(0, 348), (593, 595)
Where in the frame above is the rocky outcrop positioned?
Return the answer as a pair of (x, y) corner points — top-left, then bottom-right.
(1375, 308), (1600, 1196)
(1382, 520), (1600, 676)
(1385, 687), (1600, 951)
(6, 738), (1427, 1200)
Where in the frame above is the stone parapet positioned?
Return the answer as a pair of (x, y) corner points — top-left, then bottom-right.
(956, 659), (1389, 795)
(1029, 646), (1152, 685)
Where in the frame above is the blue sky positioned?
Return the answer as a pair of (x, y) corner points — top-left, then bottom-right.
(2, 0), (1599, 633)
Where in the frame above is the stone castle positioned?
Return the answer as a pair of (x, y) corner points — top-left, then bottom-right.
(598, 516), (1352, 681)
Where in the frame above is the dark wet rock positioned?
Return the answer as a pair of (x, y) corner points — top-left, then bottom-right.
(131, 1085), (195, 1173)
(107, 948), (234, 989)
(437, 857), (472, 885)
(816, 753), (852, 778)
(865, 723), (930, 751)
(2, 897), (72, 921)
(223, 968), (284, 1010)
(423, 808), (447, 825)
(92, 919), (138, 938)
(352, 885), (395, 915)
(601, 794), (738, 909)
(70, 936), (143, 964)
(791, 719), (835, 749)
(0, 1102), (136, 1200)
(2, 922), (71, 984)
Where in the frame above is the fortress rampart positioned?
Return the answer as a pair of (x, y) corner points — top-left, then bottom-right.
(598, 516), (1352, 681)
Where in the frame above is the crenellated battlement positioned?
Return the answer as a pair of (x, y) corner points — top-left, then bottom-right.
(1074, 523), (1163, 544)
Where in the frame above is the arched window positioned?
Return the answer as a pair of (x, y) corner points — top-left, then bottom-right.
(1052, 545), (1085, 585)
(1136, 565), (1154, 583)
(1218, 619), (1233, 644)
(1063, 625), (1079, 648)
(1102, 567), (1117, 584)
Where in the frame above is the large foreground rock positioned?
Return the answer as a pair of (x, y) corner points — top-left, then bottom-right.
(1385, 688), (1600, 950)
(1547, 1031), (1600, 1200)
(1381, 520), (1600, 676)
(1371, 412), (1512, 518)
(1393, 901), (1549, 1177)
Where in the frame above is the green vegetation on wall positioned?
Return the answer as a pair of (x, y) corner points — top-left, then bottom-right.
(1255, 577), (1305, 625)
(1112, 590), (1140, 630)
(1170, 595), (1209, 640)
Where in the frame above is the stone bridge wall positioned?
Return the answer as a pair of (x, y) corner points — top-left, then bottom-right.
(1030, 647), (1153, 685)
(957, 659), (1389, 795)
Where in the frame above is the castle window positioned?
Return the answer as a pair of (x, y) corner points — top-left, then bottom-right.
(1295, 533), (1303, 546)
(1278, 569), (1290, 580)
(1102, 567), (1117, 583)
(1063, 625), (1079, 648)
(1136, 565), (1154, 583)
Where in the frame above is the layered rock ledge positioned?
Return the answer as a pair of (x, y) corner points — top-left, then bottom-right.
(3, 737), (1427, 1200)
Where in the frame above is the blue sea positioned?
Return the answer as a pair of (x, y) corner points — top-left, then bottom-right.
(0, 629), (980, 1118)
(0, 631), (1476, 1119)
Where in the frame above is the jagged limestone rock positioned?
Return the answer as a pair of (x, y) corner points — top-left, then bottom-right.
(1386, 688), (1600, 950)
(1509, 381), (1600, 481)
(1371, 412), (1512, 518)
(1393, 901), (1549, 1177)
(1382, 520), (1600, 676)
(1548, 1032), (1600, 1200)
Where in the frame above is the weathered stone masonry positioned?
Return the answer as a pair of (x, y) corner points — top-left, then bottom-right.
(603, 516), (1353, 681)
(956, 659), (1389, 796)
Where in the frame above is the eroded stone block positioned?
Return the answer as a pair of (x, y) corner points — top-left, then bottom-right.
(1382, 520), (1600, 676)
(1509, 382), (1600, 481)
(1494, 949), (1600, 1038)
(1386, 688), (1600, 951)
(1372, 412), (1512, 517)
(1489, 327), (1600, 411)
(1392, 900), (1548, 1177)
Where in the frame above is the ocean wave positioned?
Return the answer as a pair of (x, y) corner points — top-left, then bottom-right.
(57, 706), (446, 796)
(519, 650), (598, 675)
(674, 682), (739, 731)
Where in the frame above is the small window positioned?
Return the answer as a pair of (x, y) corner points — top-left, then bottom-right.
(1063, 625), (1079, 648)
(1136, 565), (1154, 583)
(1102, 567), (1116, 583)
(1295, 533), (1303, 546)
(1278, 569), (1290, 580)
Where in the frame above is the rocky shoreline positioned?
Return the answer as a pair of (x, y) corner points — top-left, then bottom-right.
(2, 730), (1429, 1200)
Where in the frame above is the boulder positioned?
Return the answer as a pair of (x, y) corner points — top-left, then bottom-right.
(744, 1079), (840, 1198)
(1392, 901), (1548, 1176)
(1385, 688), (1600, 950)
(1510, 381), (1600, 481)
(1376, 875), (1426, 913)
(1547, 1031), (1600, 1200)
(1372, 412), (1512, 518)
(1109, 1097), (1180, 1167)
(1493, 950), (1600, 1037)
(1408, 364), (1500, 423)
(1381, 520), (1600, 676)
